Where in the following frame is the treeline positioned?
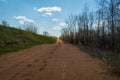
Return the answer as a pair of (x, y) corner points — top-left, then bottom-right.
(0, 20), (38, 34)
(61, 0), (120, 53)
(0, 21), (51, 36)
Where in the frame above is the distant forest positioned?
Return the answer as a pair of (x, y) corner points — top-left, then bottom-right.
(61, 0), (120, 53)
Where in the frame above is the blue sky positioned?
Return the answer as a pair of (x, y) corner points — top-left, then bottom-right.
(0, 0), (97, 37)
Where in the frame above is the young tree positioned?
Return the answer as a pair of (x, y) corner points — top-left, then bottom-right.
(25, 23), (37, 33)
(43, 31), (49, 36)
(1, 20), (9, 26)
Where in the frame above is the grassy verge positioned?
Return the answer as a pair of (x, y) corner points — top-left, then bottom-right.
(0, 25), (56, 55)
(79, 46), (120, 76)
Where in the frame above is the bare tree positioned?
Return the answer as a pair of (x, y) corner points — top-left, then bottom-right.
(61, 0), (120, 52)
(25, 23), (37, 33)
(1, 20), (9, 26)
(89, 11), (94, 46)
(43, 31), (49, 36)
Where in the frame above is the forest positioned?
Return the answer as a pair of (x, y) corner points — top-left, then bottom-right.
(60, 0), (120, 74)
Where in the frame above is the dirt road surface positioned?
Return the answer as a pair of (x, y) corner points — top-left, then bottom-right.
(0, 44), (119, 80)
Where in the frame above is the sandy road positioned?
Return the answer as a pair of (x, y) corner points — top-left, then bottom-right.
(0, 44), (119, 80)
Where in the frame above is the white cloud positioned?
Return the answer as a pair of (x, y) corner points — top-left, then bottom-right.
(13, 16), (34, 25)
(35, 6), (61, 16)
(59, 22), (66, 26)
(93, 20), (108, 28)
(52, 18), (59, 22)
(13, 16), (25, 20)
(19, 20), (24, 25)
(44, 12), (52, 16)
(53, 26), (61, 30)
(53, 22), (66, 30)
(42, 13), (52, 16)
(42, 14), (46, 17)
(35, 6), (61, 13)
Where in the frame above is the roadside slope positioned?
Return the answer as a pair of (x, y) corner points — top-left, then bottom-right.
(0, 25), (56, 54)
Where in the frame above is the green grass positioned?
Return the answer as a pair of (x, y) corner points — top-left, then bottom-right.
(0, 25), (57, 54)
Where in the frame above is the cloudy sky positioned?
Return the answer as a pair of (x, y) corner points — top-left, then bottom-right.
(0, 0), (97, 37)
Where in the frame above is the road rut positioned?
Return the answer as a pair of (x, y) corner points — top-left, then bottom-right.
(0, 44), (119, 80)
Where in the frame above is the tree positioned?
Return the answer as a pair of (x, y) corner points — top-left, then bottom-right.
(65, 14), (77, 44)
(25, 23), (37, 33)
(1, 20), (9, 26)
(43, 31), (49, 36)
(89, 11), (94, 46)
(60, 0), (120, 52)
